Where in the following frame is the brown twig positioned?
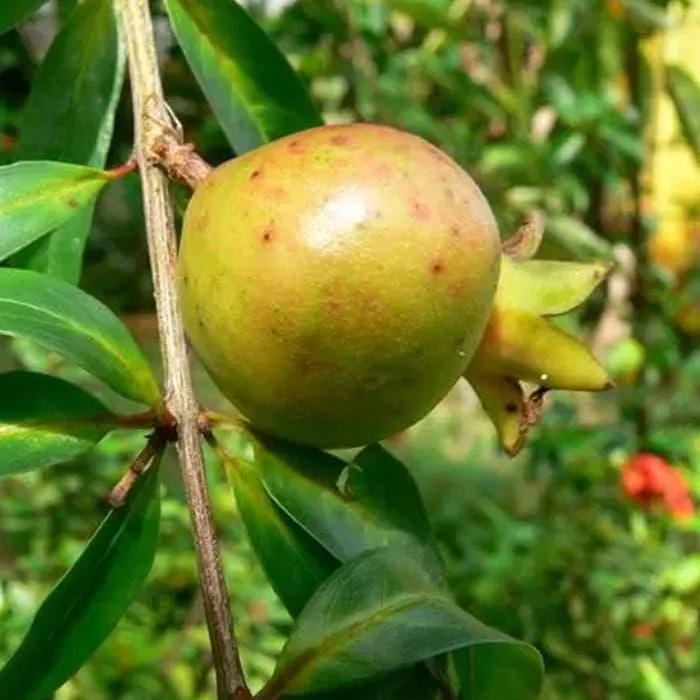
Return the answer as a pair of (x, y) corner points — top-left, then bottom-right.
(117, 0), (250, 698)
(113, 407), (163, 428)
(107, 432), (164, 507)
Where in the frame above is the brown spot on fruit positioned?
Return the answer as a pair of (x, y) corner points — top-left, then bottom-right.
(451, 224), (461, 236)
(270, 186), (286, 199)
(67, 197), (78, 208)
(250, 169), (262, 180)
(449, 280), (467, 298)
(424, 141), (455, 166)
(261, 224), (275, 243)
(375, 163), (391, 179)
(331, 135), (348, 146)
(296, 354), (314, 375)
(505, 403), (519, 414)
(288, 139), (304, 154)
(431, 260), (445, 275)
(412, 201), (430, 220)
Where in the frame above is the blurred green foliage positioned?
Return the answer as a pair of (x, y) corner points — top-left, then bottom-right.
(2, 0), (700, 698)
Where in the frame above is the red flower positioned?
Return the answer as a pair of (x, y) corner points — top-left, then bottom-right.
(621, 453), (695, 521)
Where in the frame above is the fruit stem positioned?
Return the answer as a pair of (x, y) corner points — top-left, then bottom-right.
(117, 1), (250, 698)
(151, 130), (213, 190)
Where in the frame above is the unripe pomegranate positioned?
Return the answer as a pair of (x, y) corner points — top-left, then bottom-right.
(178, 123), (501, 447)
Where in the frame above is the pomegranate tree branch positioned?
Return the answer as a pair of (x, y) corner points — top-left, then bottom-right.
(117, 1), (249, 698)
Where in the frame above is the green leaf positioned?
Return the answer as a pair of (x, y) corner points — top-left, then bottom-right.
(304, 663), (441, 700)
(621, 0), (674, 29)
(0, 463), (161, 700)
(262, 548), (543, 698)
(164, 0), (322, 155)
(0, 371), (113, 477)
(0, 161), (110, 264)
(637, 657), (684, 700)
(453, 645), (544, 700)
(251, 434), (445, 584)
(16, 0), (125, 283)
(666, 64), (700, 164)
(0, 0), (47, 35)
(224, 451), (338, 618)
(0, 268), (161, 406)
(541, 215), (613, 261)
(224, 442), (442, 697)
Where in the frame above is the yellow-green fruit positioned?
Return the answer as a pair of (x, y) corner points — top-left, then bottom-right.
(178, 123), (501, 447)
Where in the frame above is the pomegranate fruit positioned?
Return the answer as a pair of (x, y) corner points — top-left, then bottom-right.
(178, 123), (501, 447)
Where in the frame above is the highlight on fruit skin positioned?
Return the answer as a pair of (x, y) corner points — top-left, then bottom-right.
(178, 122), (502, 448)
(463, 213), (615, 456)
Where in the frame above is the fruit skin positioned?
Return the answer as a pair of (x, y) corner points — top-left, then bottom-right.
(178, 123), (501, 448)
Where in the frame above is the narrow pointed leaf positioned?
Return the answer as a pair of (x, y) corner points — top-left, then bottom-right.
(0, 371), (114, 476)
(497, 256), (611, 316)
(225, 453), (338, 618)
(0, 268), (161, 406)
(227, 444), (445, 696)
(251, 434), (445, 584)
(264, 548), (543, 698)
(0, 161), (110, 264)
(164, 0), (322, 155)
(16, 0), (125, 282)
(348, 444), (444, 582)
(223, 446), (443, 695)
(667, 65), (700, 164)
(0, 464), (161, 700)
(0, 0), (47, 35)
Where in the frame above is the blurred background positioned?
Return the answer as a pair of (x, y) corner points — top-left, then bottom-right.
(1, 0), (700, 698)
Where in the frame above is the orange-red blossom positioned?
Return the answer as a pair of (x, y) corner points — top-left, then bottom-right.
(621, 452), (694, 520)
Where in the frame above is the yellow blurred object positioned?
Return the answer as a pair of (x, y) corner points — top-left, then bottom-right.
(648, 217), (700, 272)
(675, 300), (700, 336)
(644, 4), (700, 275)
